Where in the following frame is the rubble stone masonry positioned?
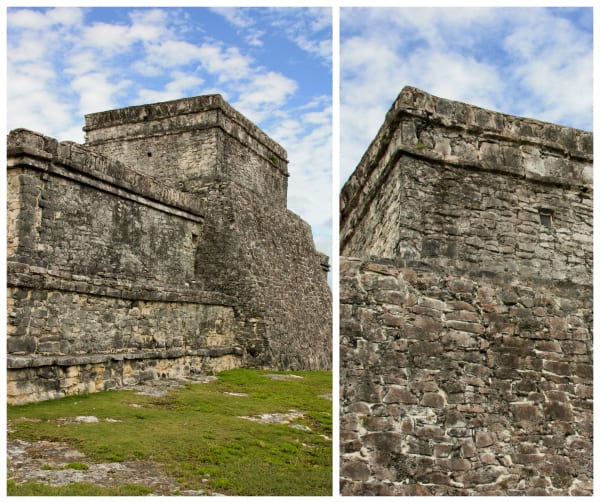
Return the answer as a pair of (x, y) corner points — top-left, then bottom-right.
(340, 87), (592, 495)
(7, 95), (331, 404)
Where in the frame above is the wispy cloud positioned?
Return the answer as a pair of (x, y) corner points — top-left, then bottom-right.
(212, 7), (332, 64)
(340, 7), (593, 183)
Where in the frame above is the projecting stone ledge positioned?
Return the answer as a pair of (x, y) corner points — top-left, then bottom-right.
(341, 86), (592, 220)
(7, 128), (206, 219)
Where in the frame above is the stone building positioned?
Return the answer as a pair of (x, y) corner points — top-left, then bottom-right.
(7, 95), (331, 404)
(340, 87), (592, 495)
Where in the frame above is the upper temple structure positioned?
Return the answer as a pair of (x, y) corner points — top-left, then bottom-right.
(7, 95), (332, 404)
(340, 87), (592, 496)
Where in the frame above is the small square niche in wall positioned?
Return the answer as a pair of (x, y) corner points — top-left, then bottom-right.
(539, 210), (553, 229)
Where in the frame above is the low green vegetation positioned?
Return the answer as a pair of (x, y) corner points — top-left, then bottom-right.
(7, 481), (153, 496)
(7, 369), (332, 496)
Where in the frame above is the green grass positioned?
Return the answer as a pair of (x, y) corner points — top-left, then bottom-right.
(7, 369), (332, 496)
(7, 481), (153, 496)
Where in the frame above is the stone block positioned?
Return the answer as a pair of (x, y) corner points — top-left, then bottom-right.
(419, 296), (447, 312)
(380, 312), (405, 328)
(7, 336), (37, 354)
(341, 459), (371, 482)
(383, 386), (417, 404)
(542, 359), (571, 376)
(436, 457), (471, 472)
(512, 403), (542, 422)
(407, 436), (433, 456)
(408, 341), (444, 356)
(475, 431), (494, 448)
(414, 425), (445, 440)
(575, 363), (592, 380)
(444, 330), (479, 349)
(460, 439), (477, 458)
(544, 401), (573, 421)
(363, 432), (403, 454)
(420, 392), (446, 408)
(463, 466), (505, 486)
(433, 443), (453, 458)
(547, 318), (569, 338)
(445, 320), (485, 335)
(445, 309), (479, 322)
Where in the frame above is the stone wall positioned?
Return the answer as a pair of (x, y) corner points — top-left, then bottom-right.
(190, 182), (332, 370)
(84, 95), (289, 208)
(83, 95), (331, 372)
(341, 87), (593, 285)
(7, 95), (331, 404)
(8, 281), (240, 405)
(9, 164), (200, 287)
(7, 129), (242, 404)
(340, 258), (592, 496)
(339, 88), (592, 495)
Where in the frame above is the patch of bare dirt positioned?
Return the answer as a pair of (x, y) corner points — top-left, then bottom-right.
(7, 377), (222, 495)
(6, 434), (212, 495)
(263, 374), (304, 380)
(238, 409), (305, 425)
(123, 375), (217, 397)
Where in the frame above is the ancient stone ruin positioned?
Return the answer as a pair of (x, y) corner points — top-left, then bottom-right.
(7, 95), (332, 405)
(340, 87), (592, 495)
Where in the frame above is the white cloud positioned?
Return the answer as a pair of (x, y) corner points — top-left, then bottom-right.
(235, 72), (298, 122)
(71, 72), (131, 115)
(197, 45), (253, 82)
(411, 49), (501, 109)
(7, 34), (49, 62)
(46, 7), (83, 27)
(82, 23), (133, 52)
(147, 40), (203, 67)
(128, 8), (170, 29)
(65, 49), (102, 76)
(271, 105), (332, 245)
(213, 7), (331, 63)
(268, 7), (332, 63)
(136, 72), (204, 104)
(7, 62), (76, 138)
(210, 7), (266, 48)
(8, 7), (82, 30)
(210, 7), (254, 28)
(501, 9), (593, 129)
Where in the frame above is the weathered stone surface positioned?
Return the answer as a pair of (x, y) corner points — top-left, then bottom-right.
(341, 87), (592, 286)
(7, 95), (331, 404)
(340, 87), (592, 496)
(84, 95), (289, 207)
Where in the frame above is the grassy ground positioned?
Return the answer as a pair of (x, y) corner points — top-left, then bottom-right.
(7, 369), (332, 496)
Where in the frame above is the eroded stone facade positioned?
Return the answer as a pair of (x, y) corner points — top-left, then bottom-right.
(7, 95), (331, 404)
(340, 87), (592, 495)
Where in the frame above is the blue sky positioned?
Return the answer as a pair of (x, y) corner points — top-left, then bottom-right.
(341, 6), (594, 183)
(6, 6), (332, 258)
